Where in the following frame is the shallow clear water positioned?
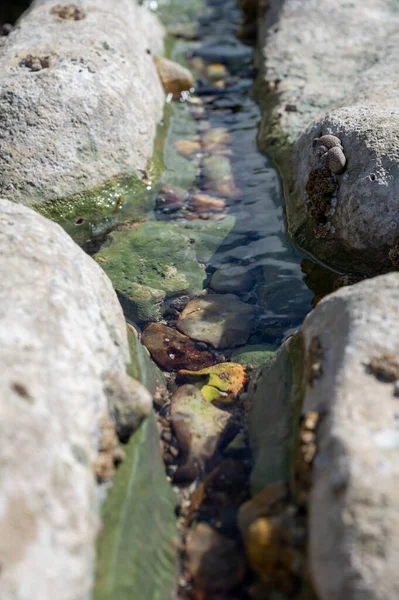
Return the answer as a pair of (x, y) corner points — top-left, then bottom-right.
(153, 0), (314, 346)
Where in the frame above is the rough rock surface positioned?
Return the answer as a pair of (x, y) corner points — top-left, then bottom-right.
(177, 293), (256, 348)
(0, 0), (164, 205)
(256, 0), (399, 274)
(170, 384), (239, 482)
(247, 274), (399, 598)
(0, 199), (150, 600)
(95, 217), (235, 322)
(300, 273), (399, 600)
(141, 322), (214, 371)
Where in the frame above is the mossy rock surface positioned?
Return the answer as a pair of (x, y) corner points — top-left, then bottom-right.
(247, 333), (305, 495)
(231, 344), (277, 369)
(94, 412), (178, 600)
(126, 326), (166, 396)
(95, 217), (235, 322)
(35, 175), (153, 248)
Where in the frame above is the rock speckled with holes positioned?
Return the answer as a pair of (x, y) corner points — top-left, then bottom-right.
(246, 273), (399, 599)
(256, 0), (399, 274)
(0, 199), (151, 600)
(301, 274), (399, 600)
(0, 0), (164, 205)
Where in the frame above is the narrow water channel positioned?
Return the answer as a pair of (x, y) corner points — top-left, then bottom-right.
(139, 0), (319, 598)
(90, 0), (332, 598)
(155, 0), (314, 341)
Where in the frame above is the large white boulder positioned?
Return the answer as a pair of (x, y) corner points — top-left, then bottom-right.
(302, 273), (399, 600)
(0, 0), (164, 205)
(256, 0), (399, 274)
(0, 199), (151, 600)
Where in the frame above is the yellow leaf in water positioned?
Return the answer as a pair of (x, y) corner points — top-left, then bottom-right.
(176, 362), (246, 403)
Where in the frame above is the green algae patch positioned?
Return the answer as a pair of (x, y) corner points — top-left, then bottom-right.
(95, 216), (235, 323)
(95, 221), (205, 322)
(248, 332), (305, 496)
(183, 215), (235, 263)
(34, 174), (154, 248)
(156, 0), (206, 27)
(126, 326), (166, 396)
(231, 344), (277, 369)
(94, 411), (178, 600)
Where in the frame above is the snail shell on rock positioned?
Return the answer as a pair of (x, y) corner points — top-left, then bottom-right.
(313, 134), (343, 150)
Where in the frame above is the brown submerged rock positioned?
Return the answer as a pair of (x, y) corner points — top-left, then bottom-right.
(186, 459), (249, 527)
(186, 523), (247, 593)
(202, 127), (231, 152)
(189, 193), (226, 213)
(141, 323), (214, 372)
(170, 385), (239, 482)
(177, 294), (256, 349)
(203, 155), (239, 199)
(209, 265), (255, 293)
(153, 56), (194, 97)
(238, 485), (304, 595)
(174, 139), (201, 158)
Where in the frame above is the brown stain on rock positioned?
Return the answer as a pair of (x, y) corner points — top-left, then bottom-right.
(306, 336), (324, 386)
(305, 167), (337, 237)
(93, 415), (121, 483)
(0, 495), (37, 567)
(295, 411), (320, 507)
(368, 353), (399, 383)
(51, 4), (86, 20)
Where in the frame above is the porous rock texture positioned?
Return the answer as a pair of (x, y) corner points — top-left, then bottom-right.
(247, 273), (399, 598)
(0, 0), (165, 205)
(0, 199), (151, 600)
(256, 0), (399, 274)
(303, 274), (399, 599)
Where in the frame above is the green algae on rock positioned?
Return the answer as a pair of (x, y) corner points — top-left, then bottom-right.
(232, 344), (277, 369)
(247, 333), (306, 496)
(95, 217), (235, 322)
(95, 221), (205, 322)
(35, 174), (153, 248)
(126, 326), (166, 396)
(94, 412), (178, 600)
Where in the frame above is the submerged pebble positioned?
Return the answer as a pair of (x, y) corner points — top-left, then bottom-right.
(238, 484), (304, 594)
(206, 63), (230, 83)
(186, 522), (247, 593)
(189, 193), (226, 213)
(141, 323), (215, 371)
(153, 56), (194, 97)
(170, 384), (239, 482)
(209, 265), (255, 293)
(203, 155), (239, 199)
(177, 293), (256, 348)
(174, 139), (202, 158)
